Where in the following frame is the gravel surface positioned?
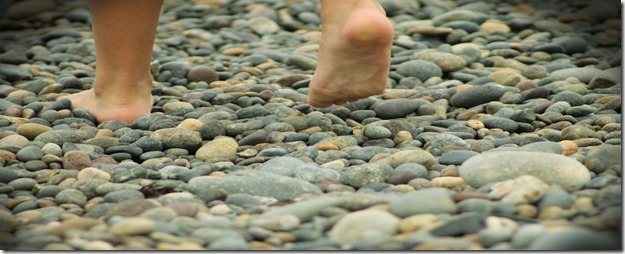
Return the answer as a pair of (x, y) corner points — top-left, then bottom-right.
(0, 0), (621, 251)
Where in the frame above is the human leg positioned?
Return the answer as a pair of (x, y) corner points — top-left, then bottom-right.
(307, 0), (394, 107)
(60, 0), (162, 123)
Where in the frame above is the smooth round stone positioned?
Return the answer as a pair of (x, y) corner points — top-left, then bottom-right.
(481, 117), (518, 132)
(55, 189), (87, 206)
(238, 129), (269, 146)
(396, 60), (443, 81)
(552, 91), (584, 107)
(549, 68), (602, 83)
(389, 188), (457, 217)
(103, 189), (145, 203)
(423, 134), (470, 155)
(561, 125), (600, 140)
(187, 170), (322, 202)
(109, 217), (156, 235)
(16, 123), (53, 140)
(36, 185), (67, 198)
(387, 163), (428, 185)
(25, 160), (48, 171)
(12, 200), (39, 213)
(457, 198), (493, 214)
(527, 227), (620, 250)
(375, 148), (437, 169)
(208, 237), (250, 250)
(363, 125), (392, 139)
(16, 146), (45, 161)
(511, 224), (547, 249)
(554, 37), (589, 54)
(251, 214), (300, 231)
(41, 143), (62, 156)
(565, 105), (596, 117)
(151, 128), (202, 151)
(0, 63), (33, 81)
(412, 51), (467, 72)
(592, 185), (621, 210)
(536, 188), (575, 211)
(459, 151), (591, 192)
(0, 134), (29, 149)
(328, 209), (399, 244)
(519, 141), (563, 154)
(583, 144), (621, 174)
(0, 168), (19, 183)
(77, 167), (111, 181)
(431, 9), (482, 26)
(349, 146), (390, 161)
(62, 150), (92, 170)
(195, 137), (239, 162)
(438, 150), (479, 165)
(371, 99), (428, 119)
(34, 130), (87, 146)
(589, 67), (621, 89)
(449, 84), (506, 108)
(285, 54), (317, 71)
(187, 66), (218, 83)
(341, 163), (393, 188)
(8, 178), (37, 191)
(440, 21), (480, 33)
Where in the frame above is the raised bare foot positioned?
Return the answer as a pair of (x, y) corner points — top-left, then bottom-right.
(307, 0), (394, 107)
(58, 80), (154, 123)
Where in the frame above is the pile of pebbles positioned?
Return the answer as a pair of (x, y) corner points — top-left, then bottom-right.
(0, 0), (621, 251)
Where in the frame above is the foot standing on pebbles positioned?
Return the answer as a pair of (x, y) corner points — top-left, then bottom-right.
(59, 0), (394, 123)
(59, 0), (161, 123)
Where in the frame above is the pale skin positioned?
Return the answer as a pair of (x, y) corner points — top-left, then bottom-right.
(60, 0), (394, 122)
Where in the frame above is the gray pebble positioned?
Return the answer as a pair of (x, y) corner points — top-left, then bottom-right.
(103, 189), (145, 203)
(438, 150), (479, 165)
(450, 84), (506, 108)
(528, 227), (620, 250)
(389, 188), (457, 217)
(55, 188), (87, 206)
(396, 60), (443, 82)
(460, 151), (590, 192)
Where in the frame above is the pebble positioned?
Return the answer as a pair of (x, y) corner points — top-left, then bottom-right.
(16, 123), (53, 140)
(589, 67), (621, 89)
(372, 99), (427, 119)
(187, 66), (218, 83)
(151, 128), (202, 151)
(396, 60), (443, 82)
(583, 144), (621, 174)
(109, 217), (156, 235)
(55, 188), (87, 206)
(481, 117), (519, 132)
(527, 227), (621, 250)
(341, 163), (393, 188)
(387, 163), (428, 185)
(389, 188), (457, 217)
(4, 0), (56, 19)
(195, 137), (239, 162)
(449, 84), (506, 108)
(62, 150), (92, 170)
(412, 51), (467, 72)
(549, 68), (602, 83)
(187, 171), (322, 202)
(328, 209), (400, 244)
(34, 130), (86, 146)
(0, 0), (621, 251)
(460, 151), (591, 191)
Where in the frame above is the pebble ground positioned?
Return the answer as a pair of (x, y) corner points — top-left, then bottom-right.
(0, 0), (622, 251)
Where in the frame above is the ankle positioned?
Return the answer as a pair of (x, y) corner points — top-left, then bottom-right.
(92, 74), (153, 101)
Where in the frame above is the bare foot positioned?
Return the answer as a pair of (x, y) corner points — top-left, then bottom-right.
(307, 0), (394, 107)
(59, 80), (153, 123)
